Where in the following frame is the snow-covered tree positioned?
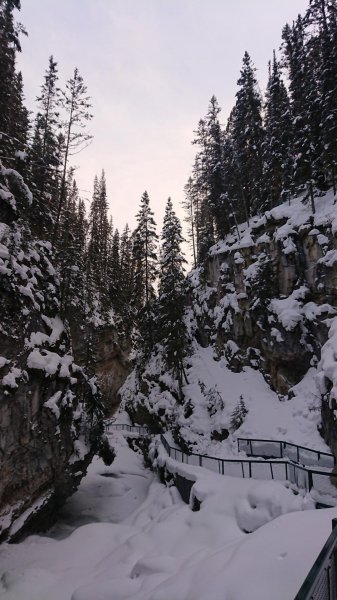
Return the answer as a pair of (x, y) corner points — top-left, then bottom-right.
(230, 52), (264, 217)
(86, 171), (111, 310)
(132, 191), (158, 356)
(157, 198), (189, 392)
(0, 0), (28, 158)
(263, 52), (293, 208)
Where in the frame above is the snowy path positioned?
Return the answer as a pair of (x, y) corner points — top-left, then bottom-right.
(0, 432), (337, 600)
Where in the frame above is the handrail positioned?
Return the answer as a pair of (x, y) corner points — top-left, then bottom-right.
(294, 519), (337, 600)
(237, 436), (336, 467)
(107, 424), (337, 503)
(107, 423), (337, 599)
(238, 436), (334, 459)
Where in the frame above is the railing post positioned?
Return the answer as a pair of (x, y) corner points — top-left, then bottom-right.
(280, 442), (283, 458)
(308, 470), (313, 491)
(248, 462), (252, 478)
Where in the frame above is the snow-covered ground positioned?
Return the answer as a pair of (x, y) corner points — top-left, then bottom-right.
(156, 343), (330, 458)
(1, 431), (337, 600)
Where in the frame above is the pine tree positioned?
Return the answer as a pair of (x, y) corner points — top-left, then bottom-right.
(29, 56), (61, 237)
(0, 0), (27, 158)
(231, 52), (264, 217)
(108, 227), (120, 313)
(263, 52), (293, 209)
(157, 198), (189, 393)
(132, 191), (158, 356)
(230, 396), (248, 431)
(306, 0), (337, 194)
(282, 16), (321, 212)
(182, 177), (197, 268)
(54, 67), (93, 239)
(119, 224), (134, 335)
(86, 171), (110, 310)
(192, 118), (215, 261)
(191, 97), (228, 258)
(58, 176), (87, 317)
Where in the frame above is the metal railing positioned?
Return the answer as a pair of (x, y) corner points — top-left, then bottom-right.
(105, 422), (150, 436)
(238, 437), (336, 469)
(160, 435), (337, 502)
(108, 422), (337, 597)
(106, 423), (337, 503)
(294, 519), (337, 600)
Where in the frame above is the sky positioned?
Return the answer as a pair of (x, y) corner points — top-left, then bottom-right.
(17, 0), (309, 237)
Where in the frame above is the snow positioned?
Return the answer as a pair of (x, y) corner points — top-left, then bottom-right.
(1, 167), (33, 206)
(318, 316), (337, 401)
(269, 286), (308, 331)
(0, 357), (10, 369)
(14, 151), (28, 162)
(0, 186), (15, 210)
(0, 432), (336, 600)
(318, 249), (337, 268)
(27, 349), (73, 379)
(26, 317), (65, 349)
(1, 367), (24, 389)
(44, 391), (62, 420)
(0, 243), (9, 260)
(210, 189), (337, 259)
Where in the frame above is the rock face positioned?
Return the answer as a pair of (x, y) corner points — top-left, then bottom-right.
(70, 321), (132, 416)
(0, 167), (100, 541)
(189, 194), (337, 454)
(193, 198), (337, 396)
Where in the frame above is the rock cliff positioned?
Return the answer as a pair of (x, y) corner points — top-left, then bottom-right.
(121, 191), (337, 458)
(0, 166), (102, 541)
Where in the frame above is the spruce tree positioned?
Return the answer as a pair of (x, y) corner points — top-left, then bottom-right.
(119, 224), (134, 335)
(0, 0), (27, 158)
(306, 0), (337, 193)
(86, 171), (110, 310)
(282, 16), (321, 212)
(157, 198), (189, 393)
(132, 191), (158, 356)
(182, 177), (198, 268)
(231, 52), (264, 217)
(54, 67), (93, 239)
(30, 56), (61, 237)
(108, 227), (121, 313)
(191, 97), (228, 257)
(263, 52), (293, 208)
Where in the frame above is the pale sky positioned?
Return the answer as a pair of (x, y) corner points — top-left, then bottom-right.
(17, 0), (309, 235)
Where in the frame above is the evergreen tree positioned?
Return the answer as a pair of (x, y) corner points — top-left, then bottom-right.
(119, 224), (134, 335)
(0, 0), (27, 158)
(282, 16), (321, 212)
(58, 176), (86, 316)
(54, 67), (93, 239)
(182, 177), (197, 268)
(86, 171), (110, 309)
(231, 52), (264, 217)
(132, 191), (158, 355)
(230, 396), (248, 431)
(191, 97), (228, 257)
(306, 0), (337, 193)
(157, 198), (189, 393)
(108, 227), (120, 312)
(263, 52), (293, 208)
(30, 56), (61, 237)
